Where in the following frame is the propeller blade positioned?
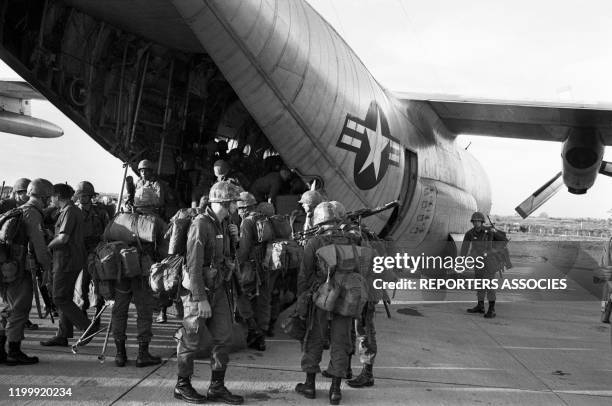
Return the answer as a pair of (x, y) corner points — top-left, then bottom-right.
(515, 172), (564, 219)
(599, 161), (612, 177)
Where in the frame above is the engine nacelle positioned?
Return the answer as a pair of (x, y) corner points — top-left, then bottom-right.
(561, 128), (603, 194)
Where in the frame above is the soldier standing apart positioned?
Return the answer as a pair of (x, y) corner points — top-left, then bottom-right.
(174, 181), (243, 405)
(75, 181), (109, 328)
(0, 179), (53, 365)
(41, 184), (92, 347)
(296, 202), (357, 405)
(235, 192), (272, 351)
(461, 211), (497, 318)
(0, 178), (38, 331)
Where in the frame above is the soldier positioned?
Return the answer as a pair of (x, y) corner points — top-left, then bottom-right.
(174, 181), (244, 405)
(235, 192), (273, 351)
(297, 190), (323, 231)
(296, 202), (359, 405)
(75, 181), (109, 328)
(131, 159), (176, 220)
(0, 178), (53, 365)
(40, 184), (92, 347)
(0, 178), (38, 331)
(461, 211), (497, 318)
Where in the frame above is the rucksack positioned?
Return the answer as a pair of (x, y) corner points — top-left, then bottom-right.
(313, 233), (371, 317)
(269, 215), (292, 239)
(165, 208), (198, 255)
(149, 255), (184, 297)
(252, 213), (275, 243)
(0, 208), (26, 285)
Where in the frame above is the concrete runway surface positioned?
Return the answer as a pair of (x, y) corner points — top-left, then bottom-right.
(0, 260), (610, 405)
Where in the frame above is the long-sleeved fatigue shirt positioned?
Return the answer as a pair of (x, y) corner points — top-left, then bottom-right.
(0, 198), (17, 214)
(20, 199), (52, 272)
(185, 206), (232, 302)
(460, 227), (493, 258)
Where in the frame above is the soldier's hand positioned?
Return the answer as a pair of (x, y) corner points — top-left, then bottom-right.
(197, 300), (212, 319)
(228, 224), (239, 241)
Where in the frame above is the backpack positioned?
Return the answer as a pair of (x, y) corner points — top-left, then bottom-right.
(93, 241), (129, 281)
(165, 208), (198, 255)
(252, 213), (275, 243)
(0, 208), (26, 285)
(313, 233), (371, 317)
(269, 215), (292, 239)
(149, 255), (184, 297)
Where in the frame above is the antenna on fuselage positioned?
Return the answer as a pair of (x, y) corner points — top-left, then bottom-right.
(464, 142), (471, 150)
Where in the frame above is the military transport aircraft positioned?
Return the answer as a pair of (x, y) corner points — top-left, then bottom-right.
(0, 80), (63, 138)
(0, 0), (611, 256)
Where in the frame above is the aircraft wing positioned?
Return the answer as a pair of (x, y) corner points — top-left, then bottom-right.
(0, 80), (45, 100)
(394, 92), (612, 145)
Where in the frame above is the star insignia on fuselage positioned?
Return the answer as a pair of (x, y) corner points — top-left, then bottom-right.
(336, 101), (401, 190)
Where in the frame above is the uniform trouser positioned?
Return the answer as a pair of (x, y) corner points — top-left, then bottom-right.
(53, 267), (91, 338)
(0, 275), (33, 342)
(301, 307), (352, 377)
(352, 301), (377, 365)
(176, 286), (233, 377)
(237, 268), (280, 331)
(112, 276), (154, 342)
(475, 268), (497, 302)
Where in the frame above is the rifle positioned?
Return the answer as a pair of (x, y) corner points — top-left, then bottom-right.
(33, 263), (56, 323)
(291, 225), (321, 242)
(346, 200), (400, 222)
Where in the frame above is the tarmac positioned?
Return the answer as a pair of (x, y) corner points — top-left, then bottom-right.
(0, 260), (611, 406)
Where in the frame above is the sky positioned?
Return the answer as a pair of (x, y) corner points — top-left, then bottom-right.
(1, 0), (612, 217)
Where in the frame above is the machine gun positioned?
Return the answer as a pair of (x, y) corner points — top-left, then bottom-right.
(292, 200), (400, 242)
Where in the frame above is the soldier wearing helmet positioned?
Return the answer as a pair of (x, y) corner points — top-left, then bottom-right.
(174, 180), (243, 405)
(235, 192), (273, 351)
(0, 178), (31, 214)
(0, 179), (53, 366)
(74, 181), (109, 332)
(295, 200), (363, 404)
(298, 190), (324, 231)
(131, 159), (174, 219)
(0, 178), (53, 364)
(460, 211), (497, 318)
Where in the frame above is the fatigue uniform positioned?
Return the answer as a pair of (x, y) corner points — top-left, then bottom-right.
(0, 200), (51, 342)
(249, 172), (283, 206)
(236, 211), (278, 339)
(51, 201), (90, 338)
(298, 228), (357, 378)
(134, 178), (173, 219)
(460, 227), (496, 302)
(111, 275), (157, 343)
(0, 198), (18, 214)
(177, 206), (234, 377)
(76, 202), (109, 312)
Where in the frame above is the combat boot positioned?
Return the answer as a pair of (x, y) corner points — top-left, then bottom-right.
(174, 376), (206, 404)
(295, 372), (316, 399)
(136, 342), (161, 367)
(207, 370), (244, 405)
(156, 308), (167, 323)
(266, 318), (276, 337)
(484, 301), (496, 318)
(246, 318), (265, 351)
(467, 301), (485, 314)
(6, 341), (38, 365)
(347, 364), (374, 388)
(0, 335), (6, 364)
(329, 377), (342, 405)
(114, 339), (127, 367)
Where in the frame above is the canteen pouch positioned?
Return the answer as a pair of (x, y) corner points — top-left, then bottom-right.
(120, 247), (142, 278)
(314, 271), (340, 312)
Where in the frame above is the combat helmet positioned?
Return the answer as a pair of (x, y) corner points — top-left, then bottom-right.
(209, 180), (241, 203)
(470, 211), (486, 222)
(313, 201), (337, 226)
(27, 178), (53, 198)
(213, 160), (230, 177)
(12, 178), (31, 193)
(75, 181), (96, 197)
(329, 201), (346, 220)
(298, 190), (323, 207)
(237, 191), (257, 208)
(138, 159), (155, 170)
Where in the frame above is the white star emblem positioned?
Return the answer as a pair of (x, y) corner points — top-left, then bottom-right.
(358, 108), (389, 179)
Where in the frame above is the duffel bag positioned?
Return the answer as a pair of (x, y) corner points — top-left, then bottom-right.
(149, 255), (183, 296)
(104, 213), (165, 244)
(168, 218), (192, 255)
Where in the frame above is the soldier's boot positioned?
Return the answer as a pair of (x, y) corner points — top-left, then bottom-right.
(6, 341), (39, 366)
(347, 364), (374, 388)
(295, 372), (316, 399)
(0, 335), (6, 364)
(156, 308), (167, 324)
(24, 320), (39, 330)
(329, 377), (342, 405)
(136, 342), (161, 367)
(484, 301), (496, 319)
(467, 301), (485, 313)
(114, 339), (127, 367)
(207, 370), (244, 405)
(174, 376), (206, 404)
